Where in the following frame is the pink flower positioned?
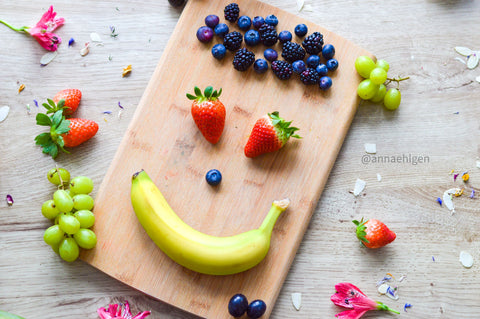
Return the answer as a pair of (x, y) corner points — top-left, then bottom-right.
(331, 283), (399, 319)
(0, 6), (64, 51)
(97, 300), (151, 319)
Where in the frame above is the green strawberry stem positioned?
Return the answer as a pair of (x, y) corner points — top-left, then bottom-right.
(42, 98), (66, 114)
(376, 301), (400, 314)
(34, 110), (71, 159)
(186, 86), (222, 103)
(269, 111), (301, 139)
(352, 218), (370, 244)
(0, 19), (28, 32)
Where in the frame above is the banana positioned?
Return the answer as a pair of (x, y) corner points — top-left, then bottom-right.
(131, 170), (290, 275)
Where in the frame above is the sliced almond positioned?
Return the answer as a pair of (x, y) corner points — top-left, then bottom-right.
(0, 105), (10, 122)
(291, 292), (301, 311)
(455, 46), (473, 56)
(467, 54), (479, 69)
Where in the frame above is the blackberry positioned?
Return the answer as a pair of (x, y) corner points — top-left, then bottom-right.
(281, 41), (305, 63)
(258, 23), (278, 46)
(302, 32), (324, 55)
(271, 60), (293, 80)
(223, 31), (243, 51)
(224, 3), (240, 22)
(300, 68), (320, 85)
(233, 48), (255, 71)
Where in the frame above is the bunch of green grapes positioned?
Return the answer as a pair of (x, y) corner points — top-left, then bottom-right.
(355, 56), (408, 110)
(41, 168), (97, 262)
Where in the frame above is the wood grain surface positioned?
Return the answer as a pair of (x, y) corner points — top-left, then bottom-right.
(1, 1), (479, 318)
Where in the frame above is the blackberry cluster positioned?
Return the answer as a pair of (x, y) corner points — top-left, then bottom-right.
(224, 3), (240, 22)
(302, 32), (324, 55)
(281, 42), (306, 63)
(223, 31), (243, 51)
(300, 68), (320, 85)
(233, 48), (255, 71)
(271, 60), (293, 80)
(258, 23), (278, 46)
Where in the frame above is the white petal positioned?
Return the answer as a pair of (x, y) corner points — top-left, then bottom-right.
(296, 0), (305, 11)
(0, 106), (10, 123)
(40, 51), (58, 65)
(443, 188), (460, 213)
(377, 283), (389, 295)
(90, 32), (102, 42)
(377, 173), (382, 182)
(353, 179), (366, 196)
(303, 4), (314, 12)
(467, 54), (479, 69)
(291, 292), (301, 310)
(459, 251), (474, 268)
(476, 160), (480, 169)
(80, 45), (90, 56)
(364, 143), (376, 154)
(455, 57), (466, 65)
(475, 76), (480, 83)
(455, 46), (473, 56)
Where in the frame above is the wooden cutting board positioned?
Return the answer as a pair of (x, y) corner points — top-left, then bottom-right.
(82, 0), (371, 317)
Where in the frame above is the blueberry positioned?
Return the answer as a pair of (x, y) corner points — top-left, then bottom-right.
(294, 24), (308, 37)
(214, 23), (229, 38)
(244, 29), (260, 46)
(322, 44), (335, 60)
(306, 55), (320, 68)
(254, 59), (268, 74)
(278, 30), (292, 43)
(168, 0), (186, 7)
(196, 26), (214, 43)
(252, 16), (265, 29)
(319, 76), (332, 90)
(264, 14), (278, 26)
(292, 60), (306, 74)
(326, 58), (339, 71)
(205, 15), (219, 28)
(206, 169), (222, 186)
(237, 16), (252, 31)
(263, 48), (278, 62)
(247, 300), (267, 319)
(228, 294), (248, 317)
(211, 44), (226, 60)
(315, 63), (328, 76)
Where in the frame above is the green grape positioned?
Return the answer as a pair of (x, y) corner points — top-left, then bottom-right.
(355, 56), (376, 78)
(53, 190), (74, 213)
(70, 176), (94, 195)
(73, 228), (97, 249)
(51, 242), (60, 254)
(370, 84), (387, 103)
(384, 88), (401, 110)
(74, 210), (95, 228)
(58, 213), (80, 235)
(357, 79), (379, 100)
(72, 194), (94, 211)
(43, 225), (65, 246)
(41, 199), (60, 219)
(376, 59), (390, 72)
(59, 238), (79, 262)
(47, 167), (71, 186)
(369, 67), (388, 85)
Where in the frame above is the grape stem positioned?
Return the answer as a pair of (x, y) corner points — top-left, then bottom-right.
(55, 164), (65, 190)
(385, 76), (410, 88)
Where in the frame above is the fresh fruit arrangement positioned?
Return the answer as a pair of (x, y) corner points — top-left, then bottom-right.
(353, 218), (396, 249)
(355, 56), (409, 110)
(228, 294), (267, 318)
(42, 167), (97, 262)
(130, 169), (290, 275)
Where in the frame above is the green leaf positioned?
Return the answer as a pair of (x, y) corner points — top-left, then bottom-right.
(56, 119), (71, 134)
(49, 145), (59, 158)
(194, 86), (202, 97)
(204, 86), (213, 98)
(36, 113), (52, 126)
(186, 93), (197, 100)
(41, 141), (56, 154)
(217, 87), (222, 97)
(42, 102), (53, 111)
(57, 99), (65, 108)
(34, 132), (52, 146)
(47, 98), (56, 107)
(51, 110), (64, 128)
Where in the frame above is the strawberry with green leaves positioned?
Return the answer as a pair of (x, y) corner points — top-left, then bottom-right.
(244, 111), (300, 158)
(35, 110), (98, 158)
(43, 89), (82, 116)
(353, 218), (396, 249)
(187, 86), (226, 144)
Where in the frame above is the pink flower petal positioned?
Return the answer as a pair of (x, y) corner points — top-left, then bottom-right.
(347, 296), (378, 311)
(27, 6), (64, 51)
(334, 283), (367, 298)
(335, 309), (368, 319)
(331, 293), (354, 309)
(132, 311), (152, 319)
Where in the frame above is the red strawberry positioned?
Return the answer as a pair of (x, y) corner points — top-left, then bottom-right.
(244, 111), (300, 158)
(353, 218), (396, 249)
(187, 86), (225, 144)
(53, 89), (82, 116)
(35, 110), (98, 158)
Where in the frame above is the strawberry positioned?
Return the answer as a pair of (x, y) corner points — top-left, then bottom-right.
(353, 218), (396, 249)
(187, 86), (225, 144)
(244, 111), (300, 158)
(35, 110), (98, 158)
(42, 89), (82, 116)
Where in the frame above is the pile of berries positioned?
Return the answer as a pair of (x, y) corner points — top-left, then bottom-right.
(41, 167), (97, 262)
(228, 293), (266, 319)
(195, 3), (339, 91)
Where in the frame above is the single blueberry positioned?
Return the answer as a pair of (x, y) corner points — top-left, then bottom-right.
(252, 16), (265, 29)
(292, 60), (306, 74)
(278, 30), (292, 43)
(244, 29), (260, 46)
(306, 55), (321, 68)
(322, 44), (335, 60)
(246, 300), (267, 319)
(214, 23), (229, 38)
(294, 23), (308, 37)
(263, 48), (278, 62)
(211, 44), (226, 60)
(254, 59), (269, 74)
(196, 26), (214, 43)
(237, 15), (252, 30)
(319, 76), (333, 90)
(206, 169), (222, 186)
(315, 63), (328, 76)
(228, 294), (248, 317)
(326, 58), (339, 71)
(205, 14), (219, 28)
(264, 14), (278, 26)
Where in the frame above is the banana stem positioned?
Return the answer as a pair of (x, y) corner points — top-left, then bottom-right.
(260, 199), (290, 233)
